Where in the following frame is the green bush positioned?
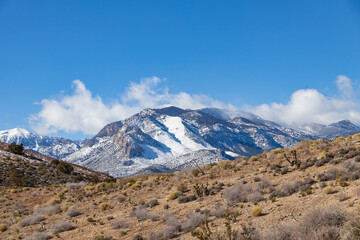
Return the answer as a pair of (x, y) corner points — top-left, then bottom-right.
(57, 161), (74, 174)
(8, 169), (35, 187)
(7, 143), (24, 155)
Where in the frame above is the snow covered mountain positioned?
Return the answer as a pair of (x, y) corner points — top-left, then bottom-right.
(3, 107), (359, 178)
(0, 128), (84, 159)
(299, 120), (360, 138)
(63, 107), (318, 177)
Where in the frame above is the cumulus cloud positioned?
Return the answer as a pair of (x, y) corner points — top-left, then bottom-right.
(30, 74), (360, 136)
(248, 75), (360, 127)
(30, 77), (235, 135)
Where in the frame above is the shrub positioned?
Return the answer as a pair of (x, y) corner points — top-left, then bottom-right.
(57, 161), (74, 174)
(99, 202), (110, 211)
(47, 198), (61, 205)
(34, 205), (62, 216)
(345, 150), (360, 159)
(302, 205), (346, 229)
(130, 182), (141, 190)
(132, 235), (145, 240)
(191, 168), (201, 177)
(61, 205), (68, 212)
(249, 155), (261, 161)
(317, 151), (327, 160)
(223, 183), (252, 203)
(323, 186), (336, 194)
(177, 183), (187, 193)
(0, 223), (7, 232)
(298, 183), (312, 194)
(339, 180), (349, 187)
(313, 226), (342, 240)
(271, 148), (284, 154)
(146, 199), (159, 208)
(181, 212), (205, 232)
(257, 177), (273, 189)
(266, 205), (347, 239)
(51, 159), (60, 165)
(111, 219), (129, 229)
(167, 191), (181, 200)
(8, 169), (35, 187)
(276, 181), (302, 197)
(116, 195), (126, 203)
(132, 205), (158, 221)
(19, 215), (46, 227)
(162, 211), (181, 238)
(263, 224), (295, 240)
(25, 232), (52, 240)
(178, 195), (197, 203)
(209, 205), (225, 218)
(336, 192), (348, 201)
(247, 191), (264, 202)
(94, 236), (113, 240)
(254, 177), (262, 182)
(318, 167), (345, 182)
(7, 143), (24, 155)
(148, 231), (164, 240)
(251, 207), (262, 217)
(66, 208), (82, 217)
(315, 158), (326, 167)
(343, 160), (359, 172)
(50, 220), (74, 234)
(218, 160), (233, 169)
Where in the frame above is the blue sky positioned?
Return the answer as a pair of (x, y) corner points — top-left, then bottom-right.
(1, 0), (360, 139)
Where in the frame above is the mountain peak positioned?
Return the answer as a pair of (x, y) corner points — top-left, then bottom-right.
(0, 128), (83, 159)
(0, 128), (31, 138)
(152, 106), (187, 116)
(334, 119), (352, 124)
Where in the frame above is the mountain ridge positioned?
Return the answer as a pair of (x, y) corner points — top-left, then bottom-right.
(2, 107), (360, 177)
(63, 106), (360, 177)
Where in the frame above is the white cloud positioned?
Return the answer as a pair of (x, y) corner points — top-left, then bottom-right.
(336, 75), (354, 98)
(30, 75), (360, 136)
(248, 75), (360, 127)
(30, 77), (235, 135)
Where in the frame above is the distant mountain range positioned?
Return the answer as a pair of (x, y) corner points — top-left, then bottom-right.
(299, 120), (360, 137)
(1, 107), (360, 177)
(0, 128), (86, 159)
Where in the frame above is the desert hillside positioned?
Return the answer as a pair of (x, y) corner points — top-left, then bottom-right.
(2, 134), (360, 239)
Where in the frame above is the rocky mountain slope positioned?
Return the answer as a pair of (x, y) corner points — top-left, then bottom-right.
(2, 134), (360, 239)
(63, 106), (360, 177)
(0, 141), (112, 187)
(0, 128), (85, 159)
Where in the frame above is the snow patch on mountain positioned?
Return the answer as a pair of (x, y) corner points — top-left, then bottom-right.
(162, 116), (213, 152)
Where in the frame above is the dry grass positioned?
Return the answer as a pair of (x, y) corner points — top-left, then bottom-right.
(2, 133), (360, 239)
